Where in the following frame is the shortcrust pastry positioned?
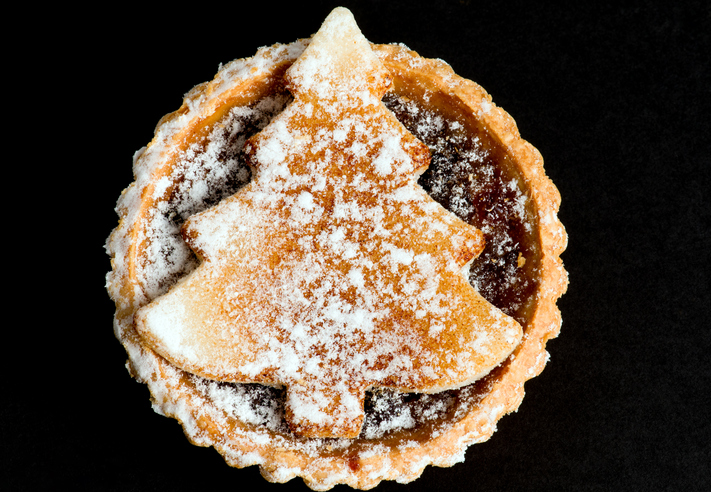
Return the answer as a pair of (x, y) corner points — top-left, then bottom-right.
(106, 7), (567, 490)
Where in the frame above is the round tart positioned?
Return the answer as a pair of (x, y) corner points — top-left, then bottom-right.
(106, 8), (566, 490)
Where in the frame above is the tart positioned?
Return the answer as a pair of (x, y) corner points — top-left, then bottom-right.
(106, 7), (567, 490)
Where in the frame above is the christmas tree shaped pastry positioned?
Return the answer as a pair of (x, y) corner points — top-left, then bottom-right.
(135, 7), (523, 438)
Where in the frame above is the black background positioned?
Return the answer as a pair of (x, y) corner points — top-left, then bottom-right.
(7, 1), (709, 490)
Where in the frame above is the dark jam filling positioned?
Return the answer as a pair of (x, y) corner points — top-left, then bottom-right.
(148, 95), (290, 298)
(156, 90), (540, 440)
(383, 93), (540, 325)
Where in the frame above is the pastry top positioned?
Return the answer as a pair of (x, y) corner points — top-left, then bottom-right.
(134, 8), (522, 439)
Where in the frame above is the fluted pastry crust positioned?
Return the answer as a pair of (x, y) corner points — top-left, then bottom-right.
(107, 15), (566, 489)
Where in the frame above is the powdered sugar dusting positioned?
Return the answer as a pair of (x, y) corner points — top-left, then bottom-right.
(106, 22), (554, 485)
(134, 9), (521, 439)
(384, 94), (541, 323)
(118, 65), (536, 446)
(139, 94), (290, 299)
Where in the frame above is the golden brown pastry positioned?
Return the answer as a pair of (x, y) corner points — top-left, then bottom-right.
(107, 7), (566, 489)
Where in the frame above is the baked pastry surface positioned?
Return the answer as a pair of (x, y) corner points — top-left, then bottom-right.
(107, 7), (567, 489)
